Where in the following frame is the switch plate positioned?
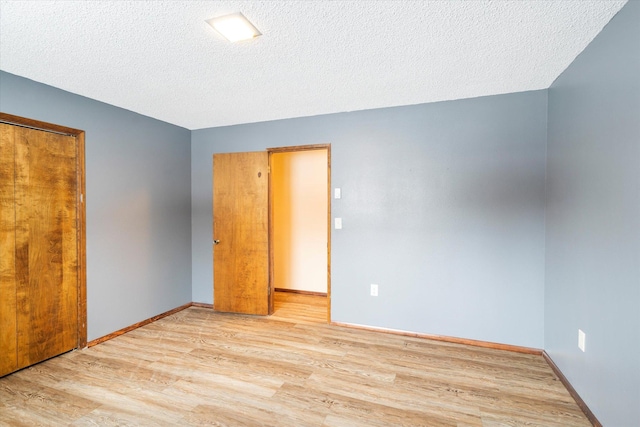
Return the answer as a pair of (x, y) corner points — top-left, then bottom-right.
(370, 284), (378, 296)
(334, 188), (341, 199)
(334, 218), (342, 229)
(578, 329), (586, 352)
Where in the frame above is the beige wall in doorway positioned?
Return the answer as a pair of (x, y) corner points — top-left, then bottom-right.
(272, 150), (328, 293)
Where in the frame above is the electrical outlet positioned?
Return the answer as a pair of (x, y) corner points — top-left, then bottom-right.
(334, 218), (342, 229)
(370, 284), (378, 296)
(578, 329), (586, 352)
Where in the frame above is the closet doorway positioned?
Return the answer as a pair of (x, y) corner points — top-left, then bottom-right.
(268, 145), (330, 322)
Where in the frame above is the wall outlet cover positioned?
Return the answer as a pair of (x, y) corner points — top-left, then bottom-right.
(370, 284), (378, 296)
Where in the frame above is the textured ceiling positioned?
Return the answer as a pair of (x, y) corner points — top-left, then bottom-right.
(0, 1), (628, 130)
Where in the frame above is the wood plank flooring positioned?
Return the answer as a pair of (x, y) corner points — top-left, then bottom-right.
(0, 293), (591, 426)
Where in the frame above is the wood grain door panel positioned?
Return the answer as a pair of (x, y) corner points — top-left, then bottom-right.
(15, 126), (79, 367)
(213, 152), (269, 315)
(0, 124), (18, 375)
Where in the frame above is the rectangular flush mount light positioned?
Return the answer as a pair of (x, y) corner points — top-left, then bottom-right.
(206, 12), (261, 42)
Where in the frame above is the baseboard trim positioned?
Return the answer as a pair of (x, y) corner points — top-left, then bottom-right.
(275, 288), (327, 297)
(330, 321), (542, 355)
(87, 302), (192, 347)
(86, 303), (539, 357)
(191, 302), (214, 309)
(542, 351), (601, 427)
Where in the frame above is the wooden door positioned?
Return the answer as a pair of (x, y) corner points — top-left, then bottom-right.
(213, 152), (270, 315)
(0, 115), (85, 377)
(0, 124), (18, 375)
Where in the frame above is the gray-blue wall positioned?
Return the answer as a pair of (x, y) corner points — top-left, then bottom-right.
(0, 71), (192, 341)
(192, 90), (548, 348)
(545, 1), (640, 426)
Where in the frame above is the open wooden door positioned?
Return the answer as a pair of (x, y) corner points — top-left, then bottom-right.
(213, 152), (270, 315)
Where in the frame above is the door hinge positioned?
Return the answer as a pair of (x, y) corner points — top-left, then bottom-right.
(80, 193), (84, 203)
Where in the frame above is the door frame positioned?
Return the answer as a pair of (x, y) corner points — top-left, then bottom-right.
(267, 144), (331, 322)
(0, 112), (87, 349)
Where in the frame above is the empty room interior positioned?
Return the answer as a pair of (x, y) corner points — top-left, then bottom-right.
(0, 1), (638, 426)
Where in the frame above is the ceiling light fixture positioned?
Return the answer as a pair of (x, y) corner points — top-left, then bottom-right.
(206, 12), (261, 43)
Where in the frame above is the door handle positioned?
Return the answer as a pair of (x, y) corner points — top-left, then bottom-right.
(213, 240), (220, 245)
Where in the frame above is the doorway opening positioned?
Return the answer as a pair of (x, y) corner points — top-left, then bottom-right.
(268, 145), (331, 323)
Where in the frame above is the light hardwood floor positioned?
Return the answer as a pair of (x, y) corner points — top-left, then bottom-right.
(0, 292), (591, 426)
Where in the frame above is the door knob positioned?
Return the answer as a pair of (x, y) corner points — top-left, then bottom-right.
(213, 240), (220, 245)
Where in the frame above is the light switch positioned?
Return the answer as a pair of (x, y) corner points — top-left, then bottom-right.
(334, 188), (341, 199)
(334, 218), (342, 229)
(370, 284), (378, 296)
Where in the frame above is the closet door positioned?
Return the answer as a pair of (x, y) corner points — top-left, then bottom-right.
(14, 125), (79, 369)
(0, 119), (82, 377)
(0, 124), (18, 375)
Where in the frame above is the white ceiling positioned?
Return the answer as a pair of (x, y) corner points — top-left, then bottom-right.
(0, 1), (628, 130)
